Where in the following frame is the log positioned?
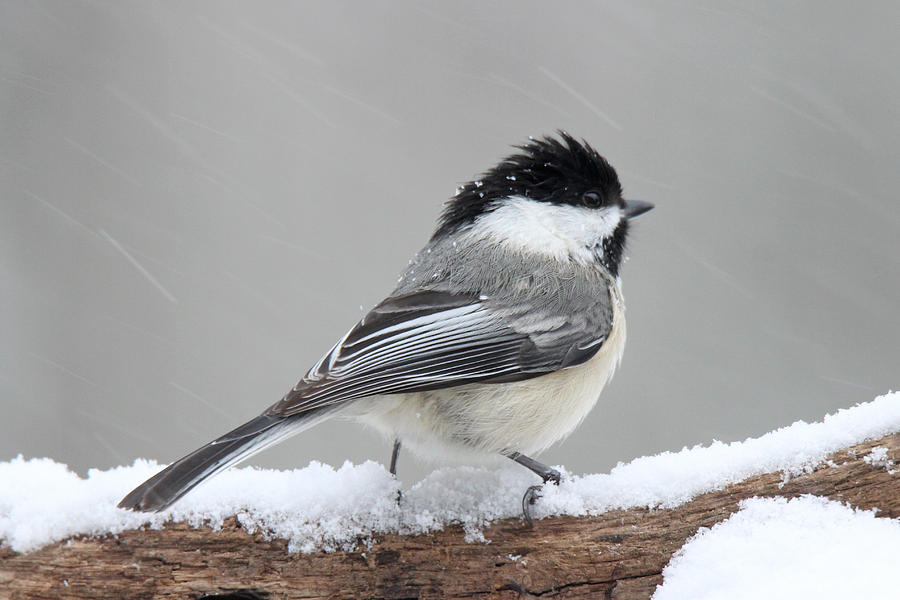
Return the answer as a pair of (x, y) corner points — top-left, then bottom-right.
(1, 432), (898, 600)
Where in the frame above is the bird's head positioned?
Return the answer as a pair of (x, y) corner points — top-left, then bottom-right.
(435, 132), (653, 276)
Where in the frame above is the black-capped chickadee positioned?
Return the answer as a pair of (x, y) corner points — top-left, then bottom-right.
(119, 133), (653, 521)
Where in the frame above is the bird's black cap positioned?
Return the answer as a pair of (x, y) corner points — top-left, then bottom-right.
(435, 132), (626, 238)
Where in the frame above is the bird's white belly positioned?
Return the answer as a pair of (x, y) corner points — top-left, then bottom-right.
(357, 294), (627, 462)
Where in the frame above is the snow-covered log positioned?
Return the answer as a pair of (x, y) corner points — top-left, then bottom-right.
(0, 434), (896, 598)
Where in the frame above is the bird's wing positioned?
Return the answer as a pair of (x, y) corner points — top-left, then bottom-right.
(267, 288), (613, 417)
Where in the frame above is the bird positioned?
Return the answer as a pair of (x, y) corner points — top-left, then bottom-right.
(118, 132), (653, 522)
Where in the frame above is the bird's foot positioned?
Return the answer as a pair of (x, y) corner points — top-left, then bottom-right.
(521, 468), (561, 526)
(521, 485), (542, 526)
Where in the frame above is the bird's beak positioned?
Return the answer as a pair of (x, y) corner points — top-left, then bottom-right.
(624, 199), (654, 220)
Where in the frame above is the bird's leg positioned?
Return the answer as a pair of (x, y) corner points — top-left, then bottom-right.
(390, 438), (402, 504)
(390, 438), (401, 476)
(506, 451), (561, 526)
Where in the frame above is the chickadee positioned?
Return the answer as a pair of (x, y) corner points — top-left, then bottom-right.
(119, 133), (653, 521)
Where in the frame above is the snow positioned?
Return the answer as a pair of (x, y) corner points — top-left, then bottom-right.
(653, 496), (900, 600)
(863, 446), (896, 472)
(0, 391), (898, 555)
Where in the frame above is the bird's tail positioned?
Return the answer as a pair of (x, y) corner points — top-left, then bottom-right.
(118, 408), (332, 512)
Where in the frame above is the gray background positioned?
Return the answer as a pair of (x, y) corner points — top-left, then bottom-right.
(2, 1), (898, 483)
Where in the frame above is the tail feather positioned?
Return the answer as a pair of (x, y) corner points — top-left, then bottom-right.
(118, 410), (327, 512)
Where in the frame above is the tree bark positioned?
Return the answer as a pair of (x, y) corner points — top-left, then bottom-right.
(2, 432), (898, 600)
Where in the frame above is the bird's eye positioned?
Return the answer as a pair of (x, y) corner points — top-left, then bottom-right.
(582, 191), (603, 207)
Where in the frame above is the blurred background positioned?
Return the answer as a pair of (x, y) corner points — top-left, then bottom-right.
(2, 1), (898, 483)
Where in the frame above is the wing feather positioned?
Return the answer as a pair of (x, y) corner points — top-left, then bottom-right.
(268, 289), (611, 417)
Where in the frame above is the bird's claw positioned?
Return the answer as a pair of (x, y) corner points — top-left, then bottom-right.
(521, 485), (543, 526)
(521, 469), (561, 526)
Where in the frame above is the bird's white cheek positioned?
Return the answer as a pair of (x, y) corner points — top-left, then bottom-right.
(463, 196), (622, 262)
(559, 205), (622, 247)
